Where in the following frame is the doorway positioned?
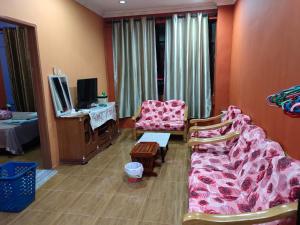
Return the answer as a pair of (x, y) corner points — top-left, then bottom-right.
(0, 16), (52, 168)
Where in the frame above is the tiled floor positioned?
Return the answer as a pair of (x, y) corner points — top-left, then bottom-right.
(0, 129), (189, 225)
(0, 144), (42, 165)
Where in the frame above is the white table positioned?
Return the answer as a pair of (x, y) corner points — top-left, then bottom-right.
(137, 132), (171, 162)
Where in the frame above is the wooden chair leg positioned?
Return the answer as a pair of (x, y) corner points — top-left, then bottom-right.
(183, 132), (187, 142)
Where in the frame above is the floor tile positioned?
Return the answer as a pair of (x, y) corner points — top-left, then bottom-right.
(8, 210), (60, 225)
(84, 170), (123, 194)
(66, 192), (113, 217)
(0, 212), (21, 225)
(56, 165), (80, 175)
(139, 195), (182, 225)
(30, 190), (80, 212)
(74, 166), (105, 177)
(54, 175), (95, 192)
(39, 174), (69, 190)
(102, 194), (145, 220)
(52, 213), (97, 225)
(94, 217), (136, 225)
(138, 222), (171, 225)
(116, 178), (154, 199)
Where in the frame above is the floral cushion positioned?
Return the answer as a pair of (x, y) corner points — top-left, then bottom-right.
(219, 105), (242, 134)
(140, 100), (164, 120)
(0, 110), (12, 120)
(162, 100), (185, 121)
(191, 129), (220, 139)
(250, 156), (300, 211)
(191, 142), (231, 155)
(228, 125), (266, 162)
(135, 118), (184, 131)
(221, 105), (242, 122)
(189, 168), (243, 214)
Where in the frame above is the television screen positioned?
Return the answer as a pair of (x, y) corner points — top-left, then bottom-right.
(77, 78), (97, 108)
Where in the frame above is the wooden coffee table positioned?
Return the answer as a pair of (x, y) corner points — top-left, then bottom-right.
(137, 133), (171, 163)
(130, 142), (159, 176)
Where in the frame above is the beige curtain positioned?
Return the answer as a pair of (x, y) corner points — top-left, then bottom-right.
(3, 27), (35, 112)
(164, 13), (211, 118)
(113, 17), (158, 118)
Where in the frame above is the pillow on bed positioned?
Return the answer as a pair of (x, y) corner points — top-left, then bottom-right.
(0, 110), (13, 120)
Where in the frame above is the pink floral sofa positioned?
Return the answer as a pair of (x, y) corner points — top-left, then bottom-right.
(184, 108), (300, 225)
(132, 100), (188, 140)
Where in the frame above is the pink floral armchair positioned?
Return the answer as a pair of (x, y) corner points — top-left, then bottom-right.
(132, 100), (188, 141)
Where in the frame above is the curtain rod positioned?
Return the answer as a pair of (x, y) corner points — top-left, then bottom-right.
(104, 9), (217, 23)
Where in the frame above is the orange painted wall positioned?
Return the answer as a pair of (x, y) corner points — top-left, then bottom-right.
(230, 0), (300, 158)
(0, 0), (108, 167)
(214, 5), (234, 113)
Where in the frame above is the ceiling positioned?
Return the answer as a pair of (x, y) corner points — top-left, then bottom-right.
(75, 0), (236, 18)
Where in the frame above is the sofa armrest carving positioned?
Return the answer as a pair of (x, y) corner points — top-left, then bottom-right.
(132, 106), (141, 121)
(183, 202), (297, 225)
(190, 113), (224, 125)
(188, 131), (240, 146)
(189, 120), (233, 135)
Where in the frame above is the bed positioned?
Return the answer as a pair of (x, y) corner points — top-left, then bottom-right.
(0, 112), (39, 155)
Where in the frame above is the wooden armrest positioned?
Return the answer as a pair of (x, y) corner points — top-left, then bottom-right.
(190, 113), (224, 124)
(189, 120), (233, 134)
(183, 202), (297, 225)
(188, 131), (240, 146)
(184, 105), (188, 122)
(132, 106), (141, 121)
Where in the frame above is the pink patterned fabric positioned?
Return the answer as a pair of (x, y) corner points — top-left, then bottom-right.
(191, 114), (252, 152)
(136, 100), (185, 131)
(0, 110), (12, 120)
(163, 100), (185, 121)
(189, 120), (299, 225)
(140, 100), (164, 120)
(191, 105), (242, 139)
(221, 105), (242, 122)
(135, 118), (184, 131)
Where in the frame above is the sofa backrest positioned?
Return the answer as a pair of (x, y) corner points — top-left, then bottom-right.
(223, 114), (251, 148)
(220, 110), (246, 135)
(228, 125), (266, 173)
(235, 136), (289, 212)
(140, 100), (164, 120)
(162, 100), (186, 121)
(222, 105), (242, 122)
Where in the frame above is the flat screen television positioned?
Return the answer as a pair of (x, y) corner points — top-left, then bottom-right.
(77, 78), (97, 109)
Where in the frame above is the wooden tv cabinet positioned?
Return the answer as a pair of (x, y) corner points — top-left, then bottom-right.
(56, 116), (118, 165)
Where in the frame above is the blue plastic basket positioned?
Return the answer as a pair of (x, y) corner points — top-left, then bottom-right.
(0, 161), (38, 212)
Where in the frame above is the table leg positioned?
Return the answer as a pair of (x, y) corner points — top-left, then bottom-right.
(161, 147), (166, 163)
